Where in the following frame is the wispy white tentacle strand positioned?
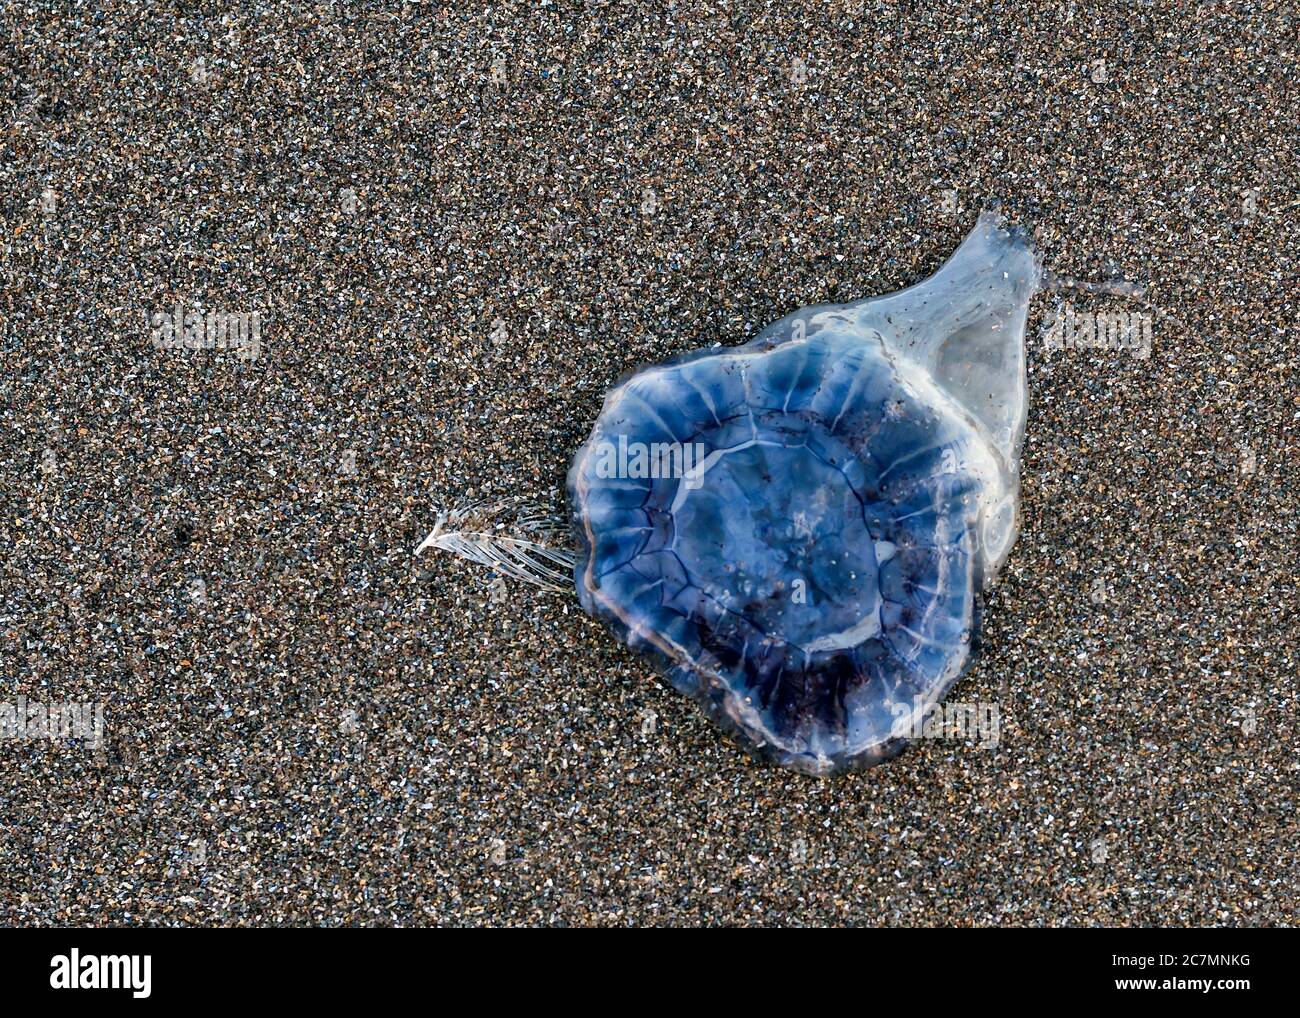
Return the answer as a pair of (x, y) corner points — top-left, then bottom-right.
(415, 498), (577, 594)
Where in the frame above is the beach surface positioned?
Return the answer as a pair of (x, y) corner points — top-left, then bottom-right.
(2, 2), (1295, 925)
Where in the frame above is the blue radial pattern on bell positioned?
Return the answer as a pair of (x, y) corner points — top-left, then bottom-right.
(569, 214), (1040, 774)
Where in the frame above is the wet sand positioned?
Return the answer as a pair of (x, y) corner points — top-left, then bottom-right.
(2, 3), (1295, 925)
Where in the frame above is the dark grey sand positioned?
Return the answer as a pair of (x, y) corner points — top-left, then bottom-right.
(2, 3), (1296, 926)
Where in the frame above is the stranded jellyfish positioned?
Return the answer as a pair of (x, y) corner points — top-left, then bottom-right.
(422, 213), (1040, 774)
(567, 214), (1039, 773)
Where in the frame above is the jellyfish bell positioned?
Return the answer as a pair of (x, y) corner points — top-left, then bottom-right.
(568, 213), (1040, 774)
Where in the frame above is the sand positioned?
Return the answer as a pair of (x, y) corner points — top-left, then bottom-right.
(2, 2), (1295, 926)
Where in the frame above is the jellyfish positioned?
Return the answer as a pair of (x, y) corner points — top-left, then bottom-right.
(423, 213), (1041, 774)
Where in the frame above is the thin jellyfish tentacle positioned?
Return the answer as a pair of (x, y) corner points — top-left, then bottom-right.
(416, 498), (578, 594)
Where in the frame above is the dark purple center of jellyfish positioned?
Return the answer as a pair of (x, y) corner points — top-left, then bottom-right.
(570, 330), (981, 774)
(669, 424), (881, 653)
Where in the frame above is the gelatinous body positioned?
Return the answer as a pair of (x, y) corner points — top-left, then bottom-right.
(569, 214), (1040, 773)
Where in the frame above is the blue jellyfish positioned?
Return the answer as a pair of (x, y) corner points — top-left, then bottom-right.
(568, 213), (1040, 774)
